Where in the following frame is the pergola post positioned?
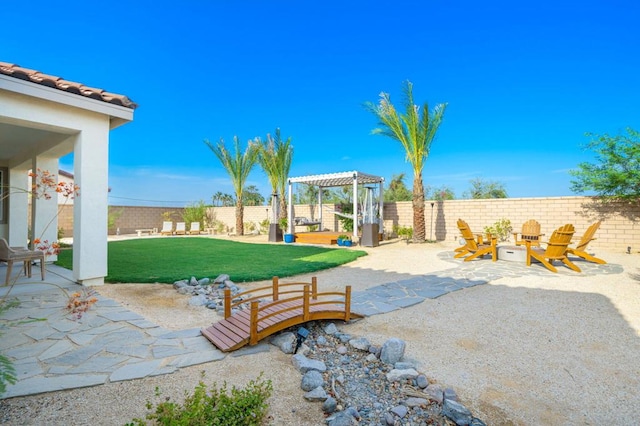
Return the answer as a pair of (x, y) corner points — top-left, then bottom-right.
(352, 172), (358, 239)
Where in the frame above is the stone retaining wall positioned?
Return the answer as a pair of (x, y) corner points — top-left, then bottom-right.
(57, 196), (639, 252)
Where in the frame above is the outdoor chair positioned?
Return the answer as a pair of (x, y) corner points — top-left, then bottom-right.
(160, 221), (173, 236)
(0, 238), (46, 285)
(567, 221), (606, 264)
(175, 222), (186, 235)
(188, 222), (201, 235)
(513, 219), (544, 247)
(454, 219), (497, 262)
(525, 224), (580, 273)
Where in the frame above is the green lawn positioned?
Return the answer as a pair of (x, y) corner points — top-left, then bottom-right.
(55, 238), (367, 284)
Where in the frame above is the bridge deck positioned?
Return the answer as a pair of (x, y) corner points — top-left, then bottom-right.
(201, 277), (362, 352)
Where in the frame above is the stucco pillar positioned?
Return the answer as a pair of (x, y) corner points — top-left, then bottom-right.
(31, 157), (59, 261)
(7, 165), (30, 247)
(72, 121), (109, 286)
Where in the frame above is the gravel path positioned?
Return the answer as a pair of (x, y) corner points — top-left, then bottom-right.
(1, 237), (639, 425)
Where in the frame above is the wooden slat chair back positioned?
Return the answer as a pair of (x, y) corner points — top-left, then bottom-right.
(525, 224), (580, 273)
(0, 238), (46, 285)
(567, 221), (606, 264)
(513, 219), (543, 246)
(454, 219), (497, 262)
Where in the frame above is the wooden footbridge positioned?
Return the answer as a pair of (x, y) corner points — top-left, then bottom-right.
(201, 277), (363, 352)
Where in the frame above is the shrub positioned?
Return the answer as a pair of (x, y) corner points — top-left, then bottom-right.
(259, 218), (270, 234)
(484, 218), (512, 242)
(127, 373), (272, 426)
(182, 200), (208, 230)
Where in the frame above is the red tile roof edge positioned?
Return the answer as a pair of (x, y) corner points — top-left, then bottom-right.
(0, 62), (137, 110)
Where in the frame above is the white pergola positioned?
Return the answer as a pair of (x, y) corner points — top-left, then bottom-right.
(287, 171), (384, 239)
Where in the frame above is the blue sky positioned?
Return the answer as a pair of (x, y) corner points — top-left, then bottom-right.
(4, 1), (639, 206)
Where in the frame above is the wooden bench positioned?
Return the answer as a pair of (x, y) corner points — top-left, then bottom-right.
(135, 228), (156, 237)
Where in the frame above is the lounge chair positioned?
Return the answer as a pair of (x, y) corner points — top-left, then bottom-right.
(513, 219), (544, 247)
(567, 221), (606, 264)
(175, 222), (186, 235)
(525, 224), (580, 273)
(454, 219), (497, 262)
(188, 222), (201, 235)
(160, 221), (174, 236)
(0, 238), (46, 285)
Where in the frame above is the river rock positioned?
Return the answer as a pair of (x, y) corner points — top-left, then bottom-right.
(380, 338), (405, 364)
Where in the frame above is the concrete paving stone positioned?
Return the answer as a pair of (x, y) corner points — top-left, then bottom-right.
(68, 354), (129, 374)
(0, 332), (33, 350)
(149, 366), (178, 376)
(48, 365), (72, 375)
(145, 326), (173, 337)
(68, 333), (97, 346)
(12, 359), (44, 380)
(182, 336), (215, 351)
(4, 339), (56, 359)
(4, 374), (108, 399)
(99, 310), (146, 322)
(231, 342), (271, 357)
(94, 298), (123, 307)
(75, 315), (111, 330)
(127, 319), (160, 329)
(23, 325), (58, 340)
(98, 329), (147, 345)
(48, 344), (104, 365)
(153, 337), (183, 347)
(110, 359), (164, 382)
(169, 349), (226, 368)
(84, 321), (127, 335)
(39, 339), (76, 361)
(48, 318), (82, 333)
(105, 344), (150, 359)
(387, 296), (425, 308)
(152, 345), (191, 358)
(413, 287), (450, 299)
(158, 328), (203, 339)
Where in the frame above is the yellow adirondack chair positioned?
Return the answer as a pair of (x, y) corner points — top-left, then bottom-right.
(567, 221), (606, 264)
(525, 224), (580, 273)
(454, 219), (497, 262)
(513, 219), (544, 247)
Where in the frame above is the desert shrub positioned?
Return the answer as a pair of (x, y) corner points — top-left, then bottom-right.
(182, 200), (208, 230)
(484, 218), (512, 242)
(127, 373), (272, 426)
(259, 218), (270, 234)
(0, 299), (19, 396)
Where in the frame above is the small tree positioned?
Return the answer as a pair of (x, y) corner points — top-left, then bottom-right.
(205, 136), (259, 236)
(569, 128), (640, 203)
(425, 184), (455, 200)
(384, 173), (412, 202)
(182, 200), (208, 229)
(464, 178), (508, 199)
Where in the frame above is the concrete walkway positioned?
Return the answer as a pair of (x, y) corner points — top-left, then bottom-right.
(0, 255), (622, 399)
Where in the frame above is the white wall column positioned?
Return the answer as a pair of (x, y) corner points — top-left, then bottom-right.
(31, 157), (59, 260)
(287, 180), (293, 235)
(7, 165), (30, 246)
(73, 121), (109, 286)
(352, 173), (358, 239)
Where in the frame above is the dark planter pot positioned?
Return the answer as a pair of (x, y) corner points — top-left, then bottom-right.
(284, 234), (295, 243)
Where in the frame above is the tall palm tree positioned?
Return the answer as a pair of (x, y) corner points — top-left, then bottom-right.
(365, 81), (447, 242)
(257, 128), (293, 220)
(205, 136), (259, 235)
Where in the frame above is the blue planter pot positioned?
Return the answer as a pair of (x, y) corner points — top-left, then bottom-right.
(343, 240), (353, 247)
(284, 234), (295, 243)
(337, 238), (344, 246)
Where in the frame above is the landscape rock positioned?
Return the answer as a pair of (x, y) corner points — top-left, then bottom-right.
(442, 399), (473, 426)
(390, 405), (408, 418)
(292, 353), (327, 373)
(424, 383), (444, 404)
(380, 338), (406, 365)
(386, 368), (419, 382)
(323, 322), (338, 335)
(326, 411), (358, 426)
(213, 274), (229, 283)
(417, 374), (429, 389)
(301, 370), (324, 391)
(348, 337), (371, 351)
(189, 276), (199, 286)
(187, 295), (208, 306)
(270, 332), (296, 354)
(322, 396), (337, 414)
(404, 397), (428, 407)
(303, 386), (328, 401)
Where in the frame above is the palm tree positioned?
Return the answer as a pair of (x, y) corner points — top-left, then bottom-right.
(205, 136), (259, 235)
(257, 128), (293, 220)
(365, 81), (447, 242)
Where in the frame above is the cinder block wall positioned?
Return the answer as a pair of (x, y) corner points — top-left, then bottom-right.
(57, 197), (639, 251)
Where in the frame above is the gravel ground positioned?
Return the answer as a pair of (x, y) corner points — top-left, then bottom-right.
(1, 236), (639, 425)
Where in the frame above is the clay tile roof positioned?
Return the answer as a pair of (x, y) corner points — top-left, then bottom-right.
(0, 61), (137, 109)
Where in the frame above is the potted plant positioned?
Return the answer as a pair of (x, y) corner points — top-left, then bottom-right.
(281, 218), (294, 243)
(337, 234), (351, 247)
